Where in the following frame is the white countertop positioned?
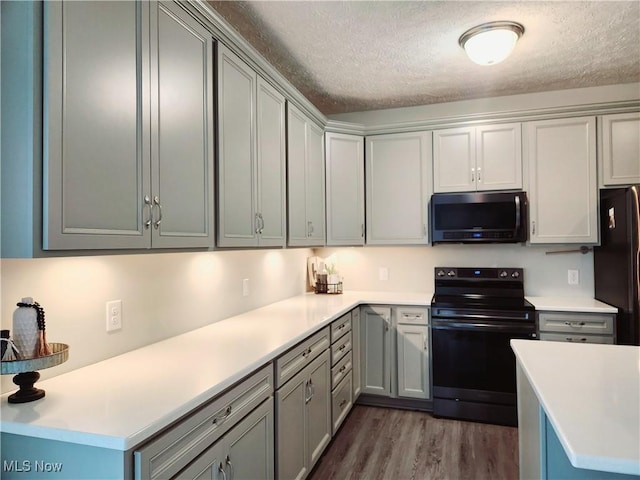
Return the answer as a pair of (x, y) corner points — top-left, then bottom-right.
(526, 296), (618, 313)
(0, 291), (430, 451)
(511, 339), (640, 476)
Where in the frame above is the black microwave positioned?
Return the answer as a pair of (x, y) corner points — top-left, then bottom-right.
(431, 191), (528, 244)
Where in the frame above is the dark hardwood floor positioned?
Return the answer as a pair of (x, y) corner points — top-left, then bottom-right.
(309, 405), (519, 480)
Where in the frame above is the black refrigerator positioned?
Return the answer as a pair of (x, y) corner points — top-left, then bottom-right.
(594, 186), (640, 345)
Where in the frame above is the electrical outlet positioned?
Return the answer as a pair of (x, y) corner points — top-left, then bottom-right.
(106, 300), (122, 332)
(242, 278), (250, 297)
(568, 270), (580, 285)
(379, 267), (389, 281)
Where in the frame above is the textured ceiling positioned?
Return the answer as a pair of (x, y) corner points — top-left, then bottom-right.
(207, 1), (640, 115)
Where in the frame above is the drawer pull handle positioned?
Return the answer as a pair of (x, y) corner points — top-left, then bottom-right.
(565, 337), (588, 342)
(302, 347), (312, 358)
(564, 321), (586, 327)
(212, 405), (232, 425)
(339, 399), (348, 408)
(339, 365), (346, 373)
(338, 323), (346, 330)
(339, 344), (346, 352)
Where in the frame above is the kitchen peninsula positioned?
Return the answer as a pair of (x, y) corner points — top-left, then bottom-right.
(512, 339), (640, 479)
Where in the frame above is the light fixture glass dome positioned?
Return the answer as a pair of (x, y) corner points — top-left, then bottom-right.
(459, 21), (524, 66)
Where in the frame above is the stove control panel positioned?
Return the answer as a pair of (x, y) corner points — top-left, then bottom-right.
(435, 267), (524, 282)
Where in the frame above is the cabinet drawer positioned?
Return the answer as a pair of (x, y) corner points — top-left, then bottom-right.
(397, 307), (428, 325)
(331, 312), (352, 343)
(134, 364), (273, 480)
(332, 371), (353, 435)
(538, 312), (614, 335)
(540, 333), (614, 344)
(275, 327), (330, 388)
(331, 351), (352, 388)
(331, 331), (352, 366)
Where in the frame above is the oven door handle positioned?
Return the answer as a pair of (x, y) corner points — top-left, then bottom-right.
(432, 321), (536, 335)
(432, 312), (531, 322)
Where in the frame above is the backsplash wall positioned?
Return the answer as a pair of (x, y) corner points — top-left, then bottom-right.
(0, 248), (311, 393)
(1, 243), (594, 393)
(315, 244), (594, 297)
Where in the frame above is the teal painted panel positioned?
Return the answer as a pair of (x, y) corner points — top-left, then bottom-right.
(544, 416), (639, 480)
(1, 433), (128, 480)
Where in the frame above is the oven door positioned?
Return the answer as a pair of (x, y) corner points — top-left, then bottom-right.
(431, 318), (536, 425)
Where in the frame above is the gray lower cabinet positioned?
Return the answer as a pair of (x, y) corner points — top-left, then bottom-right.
(287, 103), (326, 246)
(360, 306), (392, 396)
(135, 365), (273, 480)
(275, 350), (331, 480)
(537, 311), (616, 344)
(42, 0), (214, 250)
(177, 398), (274, 480)
(217, 44), (286, 247)
(329, 312), (354, 434)
(360, 306), (431, 401)
(396, 308), (430, 400)
(351, 308), (362, 400)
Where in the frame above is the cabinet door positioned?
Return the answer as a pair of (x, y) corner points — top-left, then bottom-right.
(361, 306), (392, 396)
(306, 121), (326, 245)
(287, 104), (310, 246)
(396, 324), (430, 400)
(44, 1), (151, 250)
(433, 127), (476, 193)
(287, 104), (325, 247)
(150, 1), (214, 248)
(526, 117), (598, 244)
(275, 369), (307, 480)
(351, 308), (361, 400)
(476, 123), (522, 191)
(224, 398), (274, 480)
(325, 132), (364, 245)
(600, 112), (640, 186)
(217, 44), (257, 247)
(306, 351), (331, 471)
(366, 131), (432, 245)
(256, 78), (286, 247)
(177, 442), (224, 480)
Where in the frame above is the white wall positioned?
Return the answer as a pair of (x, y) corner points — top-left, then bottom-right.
(0, 248), (311, 393)
(315, 245), (594, 297)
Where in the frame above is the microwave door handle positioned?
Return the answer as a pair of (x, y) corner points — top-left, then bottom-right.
(514, 195), (521, 234)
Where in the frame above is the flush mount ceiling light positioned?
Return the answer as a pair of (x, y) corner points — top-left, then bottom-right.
(459, 21), (524, 66)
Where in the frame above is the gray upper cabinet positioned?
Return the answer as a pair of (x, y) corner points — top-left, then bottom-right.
(525, 116), (598, 244)
(287, 103), (326, 246)
(365, 131), (432, 245)
(325, 132), (365, 246)
(599, 112), (640, 187)
(433, 123), (522, 193)
(43, 1), (214, 250)
(44, 1), (150, 250)
(151, 1), (215, 248)
(217, 44), (286, 247)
